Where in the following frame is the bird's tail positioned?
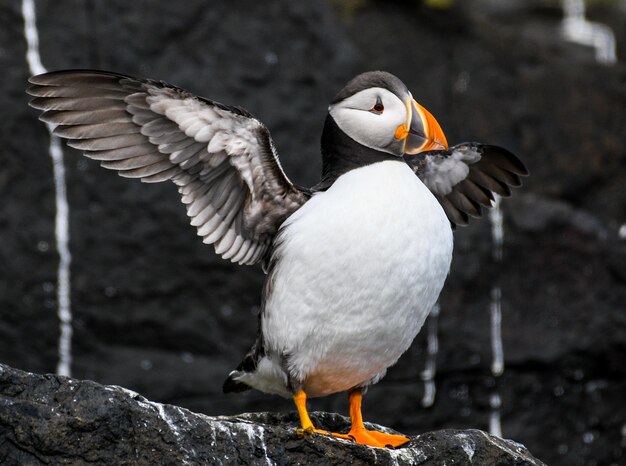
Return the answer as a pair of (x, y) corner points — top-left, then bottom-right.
(223, 370), (252, 393)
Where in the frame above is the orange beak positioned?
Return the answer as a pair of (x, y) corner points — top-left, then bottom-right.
(403, 99), (448, 154)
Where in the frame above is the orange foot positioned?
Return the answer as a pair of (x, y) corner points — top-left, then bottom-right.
(293, 389), (410, 449)
(295, 426), (333, 438)
(340, 389), (410, 448)
(296, 426), (409, 448)
(345, 428), (410, 448)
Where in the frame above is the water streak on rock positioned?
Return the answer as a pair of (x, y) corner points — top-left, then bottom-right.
(562, 0), (617, 64)
(421, 303), (440, 408)
(489, 195), (504, 263)
(489, 393), (502, 438)
(490, 287), (504, 377)
(488, 195), (504, 436)
(21, 0), (73, 377)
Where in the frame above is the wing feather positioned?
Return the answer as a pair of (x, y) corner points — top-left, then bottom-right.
(222, 234), (245, 261)
(467, 168), (511, 197)
(204, 202), (241, 244)
(406, 143), (528, 227)
(138, 166), (181, 183)
(232, 239), (252, 264)
(100, 153), (164, 171)
(68, 133), (147, 151)
(28, 85), (130, 100)
(215, 228), (238, 255)
(141, 117), (177, 136)
(241, 243), (259, 264)
(188, 186), (213, 217)
(117, 159), (176, 179)
(447, 190), (482, 218)
(455, 178), (494, 207)
(40, 108), (129, 125)
(31, 96), (126, 111)
(170, 143), (204, 165)
(28, 69), (309, 264)
(438, 195), (469, 226)
(477, 160), (522, 188)
(55, 122), (140, 139)
(84, 143), (157, 161)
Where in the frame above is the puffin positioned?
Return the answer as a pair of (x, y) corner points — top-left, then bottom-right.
(27, 70), (528, 448)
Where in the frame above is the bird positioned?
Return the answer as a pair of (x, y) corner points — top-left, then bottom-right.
(27, 70), (528, 448)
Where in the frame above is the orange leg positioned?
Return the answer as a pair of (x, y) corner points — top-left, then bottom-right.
(293, 390), (334, 437)
(293, 389), (409, 448)
(343, 389), (410, 448)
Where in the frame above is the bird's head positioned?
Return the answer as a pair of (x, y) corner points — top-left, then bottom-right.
(328, 71), (448, 156)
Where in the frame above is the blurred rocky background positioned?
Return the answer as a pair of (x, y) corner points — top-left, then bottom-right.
(0, 0), (624, 465)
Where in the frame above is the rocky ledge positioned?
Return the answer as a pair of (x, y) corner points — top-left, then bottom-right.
(0, 364), (545, 465)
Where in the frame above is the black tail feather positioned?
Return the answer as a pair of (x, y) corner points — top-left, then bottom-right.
(223, 371), (252, 393)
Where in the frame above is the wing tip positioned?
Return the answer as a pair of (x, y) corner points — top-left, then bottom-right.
(481, 144), (530, 177)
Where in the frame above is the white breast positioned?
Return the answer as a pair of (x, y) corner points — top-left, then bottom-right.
(262, 160), (453, 397)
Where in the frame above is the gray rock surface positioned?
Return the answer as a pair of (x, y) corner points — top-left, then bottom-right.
(1, 1), (625, 466)
(0, 364), (545, 466)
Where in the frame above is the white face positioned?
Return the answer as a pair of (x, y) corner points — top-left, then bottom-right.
(329, 87), (408, 156)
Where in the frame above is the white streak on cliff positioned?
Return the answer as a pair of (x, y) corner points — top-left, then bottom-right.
(489, 393), (502, 438)
(22, 0), (73, 377)
(421, 303), (440, 408)
(562, 0), (617, 64)
(488, 195), (504, 437)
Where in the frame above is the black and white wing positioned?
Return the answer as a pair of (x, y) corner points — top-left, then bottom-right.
(404, 143), (529, 226)
(27, 70), (309, 265)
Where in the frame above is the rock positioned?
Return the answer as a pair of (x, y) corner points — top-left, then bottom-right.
(0, 364), (545, 466)
(507, 193), (609, 241)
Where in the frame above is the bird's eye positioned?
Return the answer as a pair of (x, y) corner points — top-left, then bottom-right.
(370, 97), (384, 114)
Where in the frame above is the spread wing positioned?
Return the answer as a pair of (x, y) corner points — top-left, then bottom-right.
(27, 70), (309, 265)
(405, 143), (529, 226)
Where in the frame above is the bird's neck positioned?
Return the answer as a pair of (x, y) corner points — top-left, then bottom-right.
(316, 115), (400, 191)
